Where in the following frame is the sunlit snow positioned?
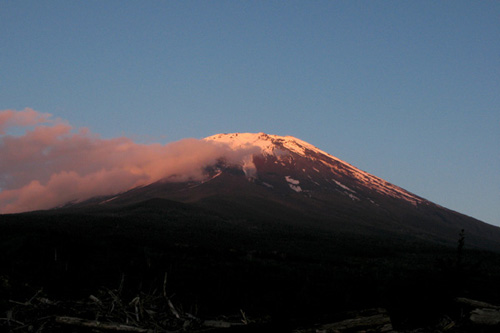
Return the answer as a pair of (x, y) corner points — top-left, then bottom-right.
(285, 176), (302, 192)
(204, 133), (425, 206)
(332, 179), (355, 193)
(285, 176), (300, 185)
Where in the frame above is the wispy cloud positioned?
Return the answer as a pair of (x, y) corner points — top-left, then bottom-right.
(0, 108), (257, 214)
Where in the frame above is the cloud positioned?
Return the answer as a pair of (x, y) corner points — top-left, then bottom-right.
(0, 108), (53, 135)
(0, 109), (258, 214)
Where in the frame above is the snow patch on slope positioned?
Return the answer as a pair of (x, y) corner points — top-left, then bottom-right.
(285, 176), (302, 192)
(332, 179), (355, 193)
(99, 196), (118, 205)
(348, 193), (360, 201)
(285, 176), (300, 185)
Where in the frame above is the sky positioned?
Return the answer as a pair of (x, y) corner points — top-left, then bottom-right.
(1, 1), (499, 225)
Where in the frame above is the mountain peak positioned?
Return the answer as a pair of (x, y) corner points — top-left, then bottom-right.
(203, 132), (425, 207)
(203, 132), (331, 159)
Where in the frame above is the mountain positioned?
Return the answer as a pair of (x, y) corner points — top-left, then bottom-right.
(70, 132), (500, 251)
(3, 133), (500, 329)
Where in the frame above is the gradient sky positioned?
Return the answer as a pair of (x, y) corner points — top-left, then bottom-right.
(1, 1), (499, 225)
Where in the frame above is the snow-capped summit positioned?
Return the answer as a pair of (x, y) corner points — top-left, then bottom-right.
(203, 132), (423, 207)
(204, 132), (330, 158)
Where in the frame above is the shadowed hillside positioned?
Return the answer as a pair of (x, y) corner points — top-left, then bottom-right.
(1, 198), (500, 331)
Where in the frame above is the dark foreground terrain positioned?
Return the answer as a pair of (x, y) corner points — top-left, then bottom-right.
(1, 199), (500, 332)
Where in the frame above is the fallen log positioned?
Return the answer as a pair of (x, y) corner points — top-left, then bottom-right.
(55, 316), (154, 332)
(316, 313), (392, 332)
(455, 297), (500, 310)
(203, 320), (246, 328)
(203, 320), (232, 328)
(470, 308), (500, 326)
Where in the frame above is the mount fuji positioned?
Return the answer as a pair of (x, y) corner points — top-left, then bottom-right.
(3, 132), (500, 328)
(66, 132), (500, 251)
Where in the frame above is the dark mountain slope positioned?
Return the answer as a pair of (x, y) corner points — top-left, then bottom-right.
(3, 196), (500, 329)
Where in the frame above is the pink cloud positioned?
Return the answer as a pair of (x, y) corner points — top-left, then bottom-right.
(0, 108), (53, 134)
(0, 109), (258, 214)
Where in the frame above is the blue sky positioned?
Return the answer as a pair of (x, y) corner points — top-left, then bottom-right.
(1, 1), (499, 225)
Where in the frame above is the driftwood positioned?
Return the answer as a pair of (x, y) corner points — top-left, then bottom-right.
(455, 297), (500, 327)
(316, 313), (392, 332)
(1, 278), (257, 332)
(55, 316), (155, 332)
(203, 319), (246, 328)
(290, 309), (393, 333)
(203, 320), (233, 328)
(455, 297), (500, 310)
(469, 308), (500, 326)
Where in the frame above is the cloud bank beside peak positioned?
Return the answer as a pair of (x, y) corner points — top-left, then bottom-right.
(0, 108), (255, 214)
